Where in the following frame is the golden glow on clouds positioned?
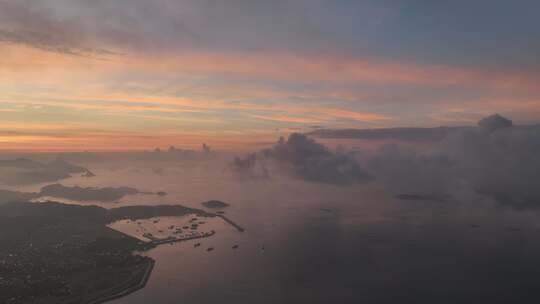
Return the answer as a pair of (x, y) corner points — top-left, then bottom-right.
(1, 43), (540, 151)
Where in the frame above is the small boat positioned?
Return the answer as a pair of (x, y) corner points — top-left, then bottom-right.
(232, 245), (239, 249)
(194, 243), (201, 247)
(206, 247), (214, 252)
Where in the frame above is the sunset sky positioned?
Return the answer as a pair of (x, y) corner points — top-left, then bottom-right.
(1, 0), (539, 151)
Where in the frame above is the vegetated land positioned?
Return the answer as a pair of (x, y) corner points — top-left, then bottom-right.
(0, 201), (214, 304)
(201, 200), (230, 209)
(39, 184), (140, 201)
(0, 184), (164, 205)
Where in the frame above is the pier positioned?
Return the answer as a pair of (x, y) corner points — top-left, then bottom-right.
(149, 231), (216, 246)
(216, 214), (245, 232)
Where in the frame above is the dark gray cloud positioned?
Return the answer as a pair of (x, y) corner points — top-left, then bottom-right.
(138, 145), (214, 161)
(0, 0), (116, 56)
(0, 28), (115, 56)
(310, 126), (472, 142)
(478, 113), (513, 133)
(232, 133), (370, 185)
(231, 153), (269, 180)
(3, 0), (538, 72)
(0, 0), (198, 56)
(301, 114), (540, 206)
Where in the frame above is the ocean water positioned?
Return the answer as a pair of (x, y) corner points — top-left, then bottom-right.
(23, 158), (540, 303)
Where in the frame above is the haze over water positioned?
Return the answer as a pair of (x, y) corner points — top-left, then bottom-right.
(20, 157), (540, 304)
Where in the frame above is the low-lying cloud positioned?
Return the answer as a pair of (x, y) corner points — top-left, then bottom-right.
(232, 133), (370, 185)
(233, 114), (540, 207)
(365, 114), (540, 207)
(138, 144), (214, 161)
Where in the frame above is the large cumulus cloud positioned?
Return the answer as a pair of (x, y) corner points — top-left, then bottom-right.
(366, 114), (540, 206)
(230, 113), (540, 208)
(232, 133), (370, 185)
(236, 114), (540, 207)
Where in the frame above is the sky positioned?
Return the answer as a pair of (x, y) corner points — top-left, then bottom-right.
(1, 0), (540, 151)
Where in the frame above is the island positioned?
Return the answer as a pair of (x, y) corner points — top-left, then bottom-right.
(40, 184), (140, 201)
(0, 158), (94, 185)
(202, 200), (230, 209)
(0, 184), (164, 204)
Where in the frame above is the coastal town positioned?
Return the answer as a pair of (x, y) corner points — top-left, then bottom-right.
(0, 200), (243, 304)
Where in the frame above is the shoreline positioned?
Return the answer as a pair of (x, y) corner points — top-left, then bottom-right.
(88, 212), (244, 304)
(92, 221), (218, 304)
(149, 230), (216, 246)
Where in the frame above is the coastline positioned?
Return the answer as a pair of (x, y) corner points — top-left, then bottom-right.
(93, 212), (246, 303)
(91, 214), (226, 304)
(87, 259), (155, 304)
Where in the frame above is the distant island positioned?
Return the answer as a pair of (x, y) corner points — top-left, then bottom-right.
(0, 184), (165, 204)
(40, 184), (140, 201)
(202, 200), (230, 209)
(0, 201), (215, 304)
(0, 158), (94, 185)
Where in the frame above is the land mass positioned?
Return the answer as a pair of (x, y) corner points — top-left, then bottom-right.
(0, 184), (164, 204)
(0, 158), (94, 185)
(0, 201), (214, 304)
(202, 200), (230, 209)
(40, 184), (140, 201)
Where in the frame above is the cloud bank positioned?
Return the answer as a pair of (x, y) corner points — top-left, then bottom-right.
(364, 114), (540, 207)
(233, 114), (540, 208)
(232, 133), (370, 185)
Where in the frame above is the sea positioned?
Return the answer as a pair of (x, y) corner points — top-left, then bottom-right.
(13, 157), (540, 304)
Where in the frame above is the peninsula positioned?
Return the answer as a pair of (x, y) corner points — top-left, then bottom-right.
(0, 201), (219, 304)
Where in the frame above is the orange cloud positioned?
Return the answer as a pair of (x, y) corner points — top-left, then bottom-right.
(2, 44), (540, 151)
(124, 51), (540, 92)
(250, 114), (324, 124)
(3, 44), (540, 92)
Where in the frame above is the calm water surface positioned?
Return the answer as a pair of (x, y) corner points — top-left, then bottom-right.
(20, 159), (540, 303)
